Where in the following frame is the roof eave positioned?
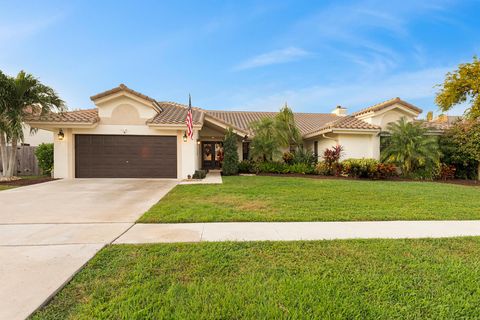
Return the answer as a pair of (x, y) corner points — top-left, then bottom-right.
(147, 123), (203, 130)
(203, 115), (249, 136)
(304, 127), (380, 139)
(352, 99), (423, 117)
(26, 121), (99, 129)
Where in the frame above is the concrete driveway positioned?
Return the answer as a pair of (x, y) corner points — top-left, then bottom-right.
(0, 179), (177, 320)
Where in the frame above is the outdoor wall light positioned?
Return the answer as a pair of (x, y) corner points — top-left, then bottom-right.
(58, 129), (65, 141)
(183, 131), (188, 142)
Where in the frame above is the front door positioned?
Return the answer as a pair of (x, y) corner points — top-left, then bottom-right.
(202, 142), (223, 169)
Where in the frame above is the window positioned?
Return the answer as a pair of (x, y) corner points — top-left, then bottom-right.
(242, 141), (250, 160)
(314, 141), (318, 157)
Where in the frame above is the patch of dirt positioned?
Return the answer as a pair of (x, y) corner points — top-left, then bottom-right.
(257, 173), (480, 187)
(0, 176), (56, 187)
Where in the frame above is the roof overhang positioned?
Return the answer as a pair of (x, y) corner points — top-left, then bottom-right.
(304, 127), (380, 139)
(92, 91), (155, 108)
(26, 121), (99, 130)
(147, 123), (203, 130)
(355, 103), (421, 121)
(203, 115), (248, 137)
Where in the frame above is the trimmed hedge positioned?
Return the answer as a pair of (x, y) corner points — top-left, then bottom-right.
(239, 158), (397, 179)
(239, 161), (315, 175)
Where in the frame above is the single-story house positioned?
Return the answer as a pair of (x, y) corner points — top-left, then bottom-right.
(26, 84), (437, 179)
(20, 125), (53, 146)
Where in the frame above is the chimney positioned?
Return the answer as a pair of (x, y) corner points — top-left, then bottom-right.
(332, 105), (347, 117)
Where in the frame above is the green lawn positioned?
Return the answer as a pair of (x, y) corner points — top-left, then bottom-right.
(139, 176), (480, 223)
(33, 238), (480, 319)
(0, 185), (14, 191)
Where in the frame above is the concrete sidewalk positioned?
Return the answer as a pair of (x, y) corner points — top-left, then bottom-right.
(179, 170), (223, 185)
(115, 221), (480, 244)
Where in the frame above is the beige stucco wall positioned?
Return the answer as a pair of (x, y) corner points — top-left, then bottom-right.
(53, 128), (74, 179)
(306, 132), (380, 161)
(96, 94), (157, 120)
(337, 134), (379, 160)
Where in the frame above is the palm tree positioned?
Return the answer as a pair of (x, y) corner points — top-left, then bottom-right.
(381, 117), (440, 176)
(249, 117), (281, 162)
(0, 70), (64, 177)
(275, 103), (301, 148)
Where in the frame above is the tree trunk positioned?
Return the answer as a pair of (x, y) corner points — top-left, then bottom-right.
(0, 132), (8, 177)
(478, 162), (480, 181)
(5, 137), (17, 177)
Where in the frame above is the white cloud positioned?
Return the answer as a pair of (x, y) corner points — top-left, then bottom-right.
(0, 14), (64, 43)
(215, 66), (456, 114)
(280, 0), (457, 77)
(234, 47), (310, 70)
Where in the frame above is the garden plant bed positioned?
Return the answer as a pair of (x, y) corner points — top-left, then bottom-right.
(139, 176), (480, 223)
(0, 175), (55, 188)
(257, 172), (480, 187)
(33, 238), (480, 319)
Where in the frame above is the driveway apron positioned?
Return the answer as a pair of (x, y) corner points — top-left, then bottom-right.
(0, 179), (176, 320)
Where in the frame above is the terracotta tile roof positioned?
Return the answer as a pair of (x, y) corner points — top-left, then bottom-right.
(147, 101), (204, 125)
(351, 97), (423, 116)
(205, 110), (340, 136)
(304, 116), (381, 137)
(322, 116), (381, 130)
(26, 109), (99, 124)
(416, 120), (452, 131)
(90, 84), (156, 102)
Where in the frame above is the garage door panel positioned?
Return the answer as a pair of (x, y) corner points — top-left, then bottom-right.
(75, 135), (177, 178)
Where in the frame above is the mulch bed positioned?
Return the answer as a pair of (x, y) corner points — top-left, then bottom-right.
(0, 176), (56, 187)
(256, 173), (480, 187)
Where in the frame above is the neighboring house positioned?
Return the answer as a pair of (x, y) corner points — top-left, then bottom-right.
(4, 125), (53, 147)
(20, 124), (54, 146)
(26, 84), (437, 179)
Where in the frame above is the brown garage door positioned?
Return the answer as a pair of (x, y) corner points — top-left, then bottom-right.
(75, 135), (177, 178)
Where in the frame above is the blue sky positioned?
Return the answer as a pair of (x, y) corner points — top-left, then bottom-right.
(1, 0), (479, 116)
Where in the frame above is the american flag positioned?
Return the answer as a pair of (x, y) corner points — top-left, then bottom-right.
(185, 94), (194, 140)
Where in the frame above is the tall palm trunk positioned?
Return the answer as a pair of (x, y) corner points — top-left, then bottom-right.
(5, 137), (17, 177)
(0, 131), (8, 177)
(0, 133), (17, 178)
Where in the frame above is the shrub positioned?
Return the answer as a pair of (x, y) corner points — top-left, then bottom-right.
(35, 143), (54, 175)
(439, 124), (479, 180)
(437, 163), (456, 180)
(315, 161), (330, 175)
(222, 128), (239, 175)
(381, 118), (440, 176)
(192, 170), (207, 179)
(238, 160), (255, 173)
(287, 163), (315, 174)
(292, 146), (317, 166)
(255, 161), (288, 174)
(341, 158), (379, 178)
(375, 163), (397, 179)
(320, 145), (343, 175)
(282, 152), (294, 164)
